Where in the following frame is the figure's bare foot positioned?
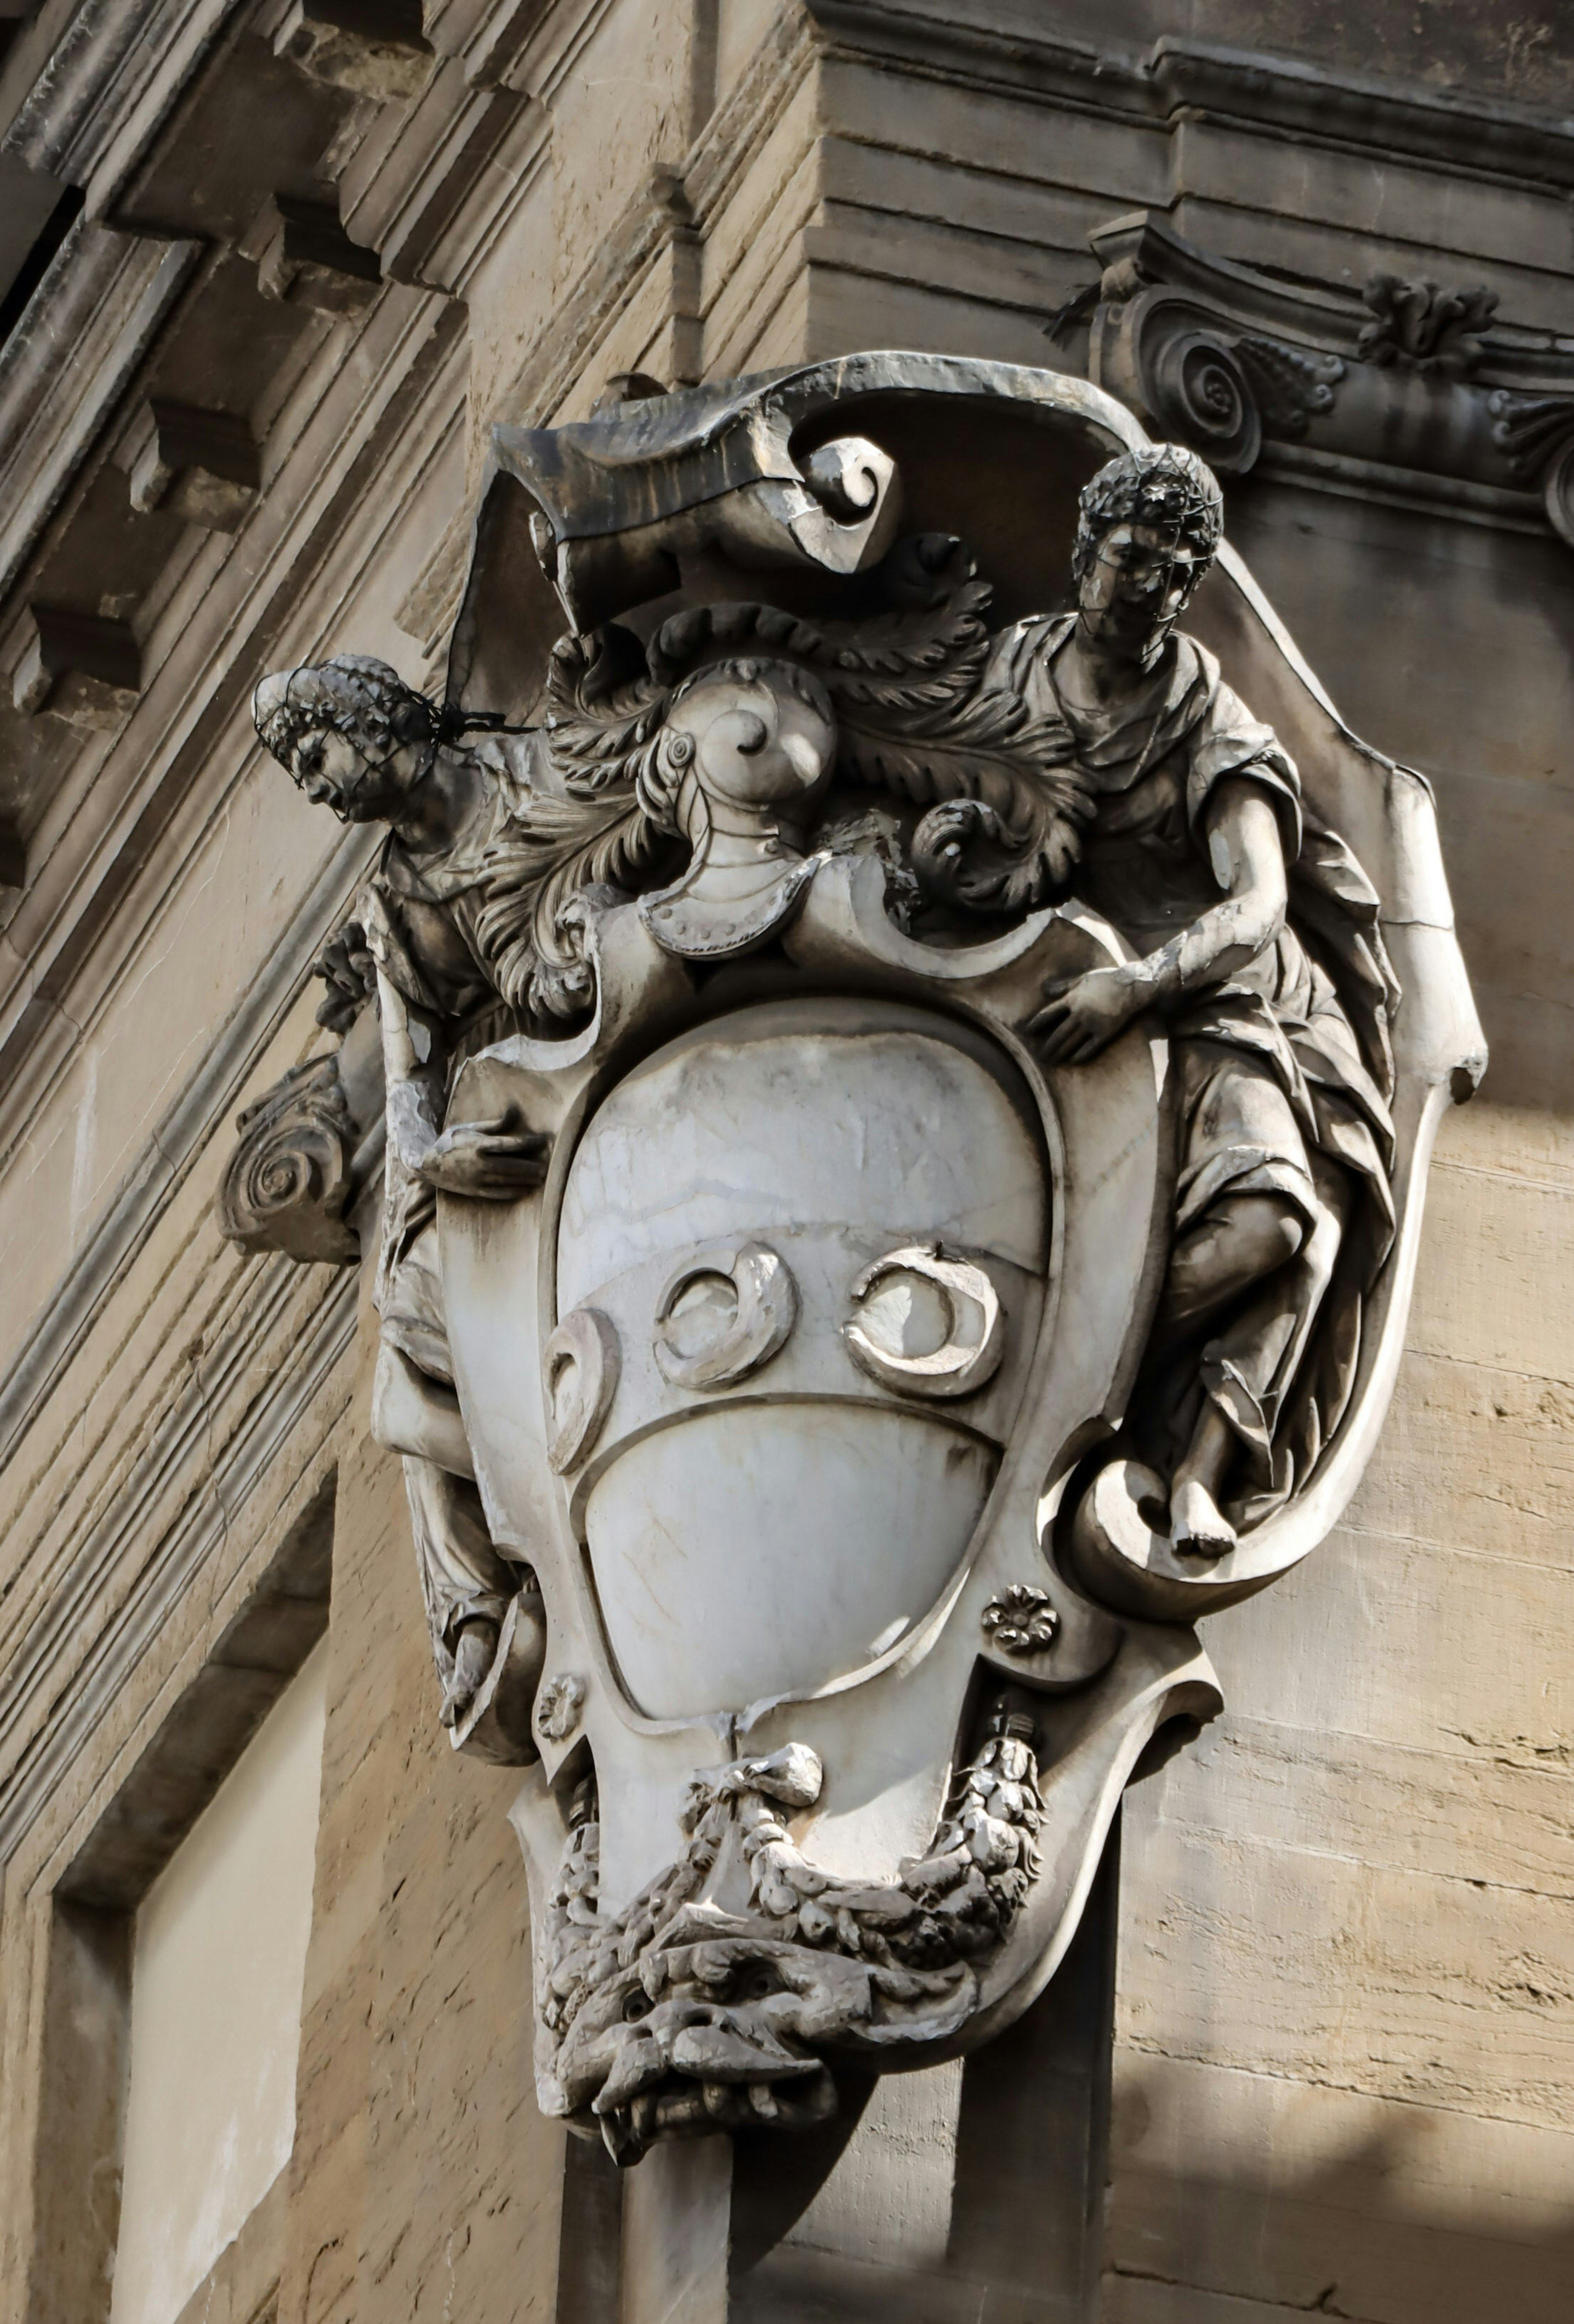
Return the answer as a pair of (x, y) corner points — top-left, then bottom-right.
(1169, 1478), (1237, 1560)
(441, 1618), (499, 1726)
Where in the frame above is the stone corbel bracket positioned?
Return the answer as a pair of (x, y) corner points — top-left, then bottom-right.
(249, 192), (383, 315)
(123, 398), (261, 531)
(12, 605), (140, 727)
(216, 1005), (384, 1264)
(275, 0), (437, 104)
(1084, 210), (1574, 545)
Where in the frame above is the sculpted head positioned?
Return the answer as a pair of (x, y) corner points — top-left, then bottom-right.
(1071, 445), (1224, 665)
(252, 655), (439, 821)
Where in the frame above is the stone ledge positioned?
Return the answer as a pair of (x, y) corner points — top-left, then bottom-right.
(807, 4), (1574, 193)
(0, 1265), (355, 1871)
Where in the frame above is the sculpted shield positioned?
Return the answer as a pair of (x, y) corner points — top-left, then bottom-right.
(234, 354), (1484, 2166)
(441, 888), (1209, 2157)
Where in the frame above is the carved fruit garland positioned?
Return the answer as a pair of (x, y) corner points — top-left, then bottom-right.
(541, 1708), (1044, 2163)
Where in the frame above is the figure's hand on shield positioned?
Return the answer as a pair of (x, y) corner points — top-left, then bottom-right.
(421, 1107), (552, 1198)
(1030, 964), (1146, 1066)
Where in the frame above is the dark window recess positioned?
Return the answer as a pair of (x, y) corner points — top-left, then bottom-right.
(25, 1470), (336, 2324)
(60, 1467), (336, 1912)
(0, 185), (85, 351)
(307, 0), (428, 40)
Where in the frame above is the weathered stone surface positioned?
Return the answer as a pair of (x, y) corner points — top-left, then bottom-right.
(0, 5), (1571, 2320)
(1104, 2054), (1574, 2324)
(1107, 1084), (1574, 2314)
(275, 1400), (565, 2321)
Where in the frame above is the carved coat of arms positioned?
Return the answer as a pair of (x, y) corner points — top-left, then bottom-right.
(229, 355), (1483, 2164)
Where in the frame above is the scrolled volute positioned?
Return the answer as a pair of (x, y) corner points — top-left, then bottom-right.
(1488, 390), (1574, 548)
(216, 1052), (359, 1263)
(1147, 327), (1263, 473)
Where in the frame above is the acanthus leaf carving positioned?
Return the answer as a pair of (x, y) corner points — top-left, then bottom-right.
(1357, 273), (1500, 378)
(1487, 388), (1574, 546)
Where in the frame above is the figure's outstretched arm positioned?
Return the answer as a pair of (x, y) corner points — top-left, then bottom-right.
(1033, 776), (1288, 1065)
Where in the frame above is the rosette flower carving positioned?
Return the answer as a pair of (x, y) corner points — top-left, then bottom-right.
(216, 1053), (359, 1263)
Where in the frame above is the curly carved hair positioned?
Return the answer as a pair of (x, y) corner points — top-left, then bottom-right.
(1070, 444), (1224, 586)
(251, 654), (440, 771)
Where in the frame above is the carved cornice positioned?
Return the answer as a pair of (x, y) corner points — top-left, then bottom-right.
(1082, 211), (1574, 547)
(2, 0), (243, 217)
(805, 5), (1574, 193)
(0, 289), (463, 1155)
(1143, 36), (1574, 195)
(337, 64), (543, 295)
(0, 219), (199, 607)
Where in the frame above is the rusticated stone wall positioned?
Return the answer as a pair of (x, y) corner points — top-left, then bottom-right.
(275, 1345), (567, 2322)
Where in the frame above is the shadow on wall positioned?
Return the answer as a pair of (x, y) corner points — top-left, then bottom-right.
(1103, 2070), (1574, 2324)
(1219, 495), (1574, 1121)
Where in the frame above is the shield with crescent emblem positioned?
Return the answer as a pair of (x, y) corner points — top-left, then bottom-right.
(237, 354), (1483, 2168)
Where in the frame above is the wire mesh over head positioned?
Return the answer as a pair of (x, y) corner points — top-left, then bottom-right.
(1070, 443), (1225, 584)
(251, 654), (440, 769)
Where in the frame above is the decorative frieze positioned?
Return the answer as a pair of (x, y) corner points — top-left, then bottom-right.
(1083, 209), (1574, 546)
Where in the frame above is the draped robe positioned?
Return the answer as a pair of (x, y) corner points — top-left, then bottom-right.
(989, 615), (1399, 1524)
(356, 744), (529, 1680)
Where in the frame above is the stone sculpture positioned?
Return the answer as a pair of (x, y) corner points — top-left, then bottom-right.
(227, 353), (1482, 2163)
(991, 447), (1397, 1561)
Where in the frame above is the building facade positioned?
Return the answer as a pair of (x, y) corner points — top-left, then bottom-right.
(0, 5), (1569, 2321)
